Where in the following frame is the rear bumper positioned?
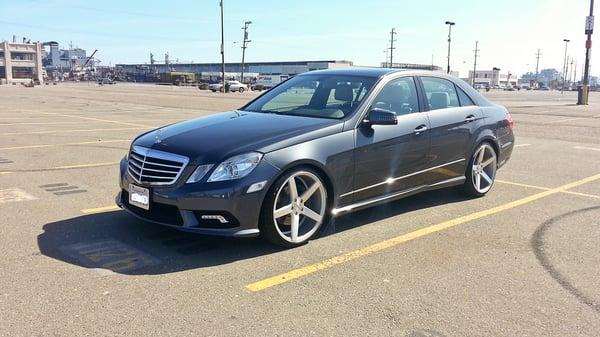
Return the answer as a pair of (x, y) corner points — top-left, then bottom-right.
(116, 157), (280, 238)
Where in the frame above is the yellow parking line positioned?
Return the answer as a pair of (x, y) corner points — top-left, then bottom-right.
(245, 173), (600, 292)
(81, 205), (120, 214)
(0, 139), (130, 151)
(0, 171), (13, 175)
(496, 179), (600, 200)
(0, 127), (145, 136)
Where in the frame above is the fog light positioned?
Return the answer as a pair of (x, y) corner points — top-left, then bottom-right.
(201, 215), (229, 224)
(247, 180), (267, 194)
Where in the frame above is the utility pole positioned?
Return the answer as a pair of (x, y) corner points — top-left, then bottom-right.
(445, 21), (456, 74)
(388, 28), (396, 67)
(579, 0), (595, 104)
(535, 49), (541, 86)
(220, 0), (225, 92)
(472, 41), (479, 86)
(570, 59), (575, 85)
(561, 39), (570, 94)
(573, 60), (578, 83)
(240, 21), (252, 83)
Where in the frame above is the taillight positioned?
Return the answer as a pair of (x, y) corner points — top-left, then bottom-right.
(505, 112), (514, 129)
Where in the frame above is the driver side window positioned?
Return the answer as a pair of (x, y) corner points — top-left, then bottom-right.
(372, 77), (419, 116)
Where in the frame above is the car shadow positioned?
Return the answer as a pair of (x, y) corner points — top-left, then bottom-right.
(37, 189), (469, 276)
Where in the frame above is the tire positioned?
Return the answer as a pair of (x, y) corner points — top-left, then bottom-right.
(459, 142), (498, 197)
(238, 87), (245, 93)
(211, 89), (217, 92)
(260, 168), (330, 247)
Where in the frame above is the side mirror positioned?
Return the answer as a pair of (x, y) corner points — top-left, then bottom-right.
(363, 108), (398, 127)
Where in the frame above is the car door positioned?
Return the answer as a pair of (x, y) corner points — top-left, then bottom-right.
(418, 76), (483, 182)
(351, 76), (431, 203)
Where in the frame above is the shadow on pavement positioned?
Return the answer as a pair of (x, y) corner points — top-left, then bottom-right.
(38, 189), (468, 276)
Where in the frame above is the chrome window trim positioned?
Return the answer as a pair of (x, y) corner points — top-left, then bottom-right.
(127, 145), (190, 186)
(339, 158), (466, 198)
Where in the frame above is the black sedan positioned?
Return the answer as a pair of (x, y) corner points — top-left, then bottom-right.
(116, 68), (514, 247)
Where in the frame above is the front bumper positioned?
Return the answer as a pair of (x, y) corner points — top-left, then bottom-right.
(116, 157), (279, 238)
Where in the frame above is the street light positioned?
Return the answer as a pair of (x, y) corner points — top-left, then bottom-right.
(445, 21), (455, 74)
(561, 38), (570, 94)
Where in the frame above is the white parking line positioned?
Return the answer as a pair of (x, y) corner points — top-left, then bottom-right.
(544, 117), (586, 124)
(514, 144), (532, 148)
(0, 188), (37, 204)
(574, 146), (600, 152)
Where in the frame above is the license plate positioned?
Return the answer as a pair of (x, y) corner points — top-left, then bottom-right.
(129, 184), (150, 210)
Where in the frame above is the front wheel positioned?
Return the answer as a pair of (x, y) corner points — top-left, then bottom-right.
(238, 87), (245, 93)
(460, 142), (497, 197)
(260, 169), (329, 247)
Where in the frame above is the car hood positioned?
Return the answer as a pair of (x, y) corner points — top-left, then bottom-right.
(133, 110), (342, 164)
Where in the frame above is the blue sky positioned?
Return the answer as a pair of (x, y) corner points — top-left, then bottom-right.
(0, 0), (593, 77)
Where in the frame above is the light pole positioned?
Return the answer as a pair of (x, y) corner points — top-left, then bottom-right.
(561, 38), (570, 94)
(220, 0), (225, 92)
(240, 21), (252, 83)
(579, 0), (594, 105)
(445, 21), (455, 74)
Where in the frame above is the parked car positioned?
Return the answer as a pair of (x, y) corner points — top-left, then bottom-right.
(536, 86), (550, 91)
(209, 80), (248, 93)
(97, 78), (115, 85)
(117, 68), (515, 247)
(251, 74), (290, 91)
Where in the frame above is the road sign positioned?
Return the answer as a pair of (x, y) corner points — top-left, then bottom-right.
(586, 15), (594, 34)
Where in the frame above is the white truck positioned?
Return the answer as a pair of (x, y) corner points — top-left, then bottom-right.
(251, 74), (290, 91)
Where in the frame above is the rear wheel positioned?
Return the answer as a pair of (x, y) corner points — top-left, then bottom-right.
(238, 87), (245, 93)
(260, 169), (328, 247)
(460, 142), (497, 197)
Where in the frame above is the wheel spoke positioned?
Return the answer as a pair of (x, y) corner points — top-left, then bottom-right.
(472, 165), (479, 173)
(274, 204), (292, 219)
(475, 172), (481, 190)
(290, 214), (300, 242)
(301, 207), (323, 223)
(477, 147), (485, 164)
(300, 183), (320, 202)
(481, 157), (495, 168)
(481, 171), (493, 184)
(287, 177), (298, 200)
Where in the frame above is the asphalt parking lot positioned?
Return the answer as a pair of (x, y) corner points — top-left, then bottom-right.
(1, 83), (599, 336)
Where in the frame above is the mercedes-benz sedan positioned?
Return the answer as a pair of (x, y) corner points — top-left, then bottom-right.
(116, 68), (514, 247)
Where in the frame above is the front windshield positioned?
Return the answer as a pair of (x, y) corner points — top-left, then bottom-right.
(243, 75), (377, 119)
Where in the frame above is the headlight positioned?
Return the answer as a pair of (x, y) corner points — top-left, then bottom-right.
(207, 152), (263, 182)
(186, 164), (214, 184)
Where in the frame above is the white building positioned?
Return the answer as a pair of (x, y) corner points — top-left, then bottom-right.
(0, 41), (44, 84)
(468, 69), (518, 88)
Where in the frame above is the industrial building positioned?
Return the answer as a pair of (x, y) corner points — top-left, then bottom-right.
(0, 40), (44, 85)
(42, 42), (88, 70)
(116, 60), (354, 82)
(468, 69), (518, 88)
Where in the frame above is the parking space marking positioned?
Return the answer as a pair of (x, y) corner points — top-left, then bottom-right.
(60, 240), (160, 272)
(0, 188), (37, 204)
(497, 179), (600, 200)
(33, 111), (155, 128)
(0, 139), (130, 151)
(0, 127), (145, 136)
(514, 144), (532, 148)
(544, 117), (586, 124)
(81, 205), (120, 214)
(574, 146), (600, 152)
(245, 173), (600, 292)
(0, 121), (91, 126)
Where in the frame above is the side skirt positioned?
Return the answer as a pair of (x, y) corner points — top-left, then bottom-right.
(332, 176), (465, 216)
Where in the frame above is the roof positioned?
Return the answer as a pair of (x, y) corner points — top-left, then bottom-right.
(299, 67), (403, 78)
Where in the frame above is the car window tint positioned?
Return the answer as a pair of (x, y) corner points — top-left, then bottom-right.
(421, 77), (460, 110)
(372, 77), (419, 116)
(262, 81), (316, 112)
(457, 87), (475, 106)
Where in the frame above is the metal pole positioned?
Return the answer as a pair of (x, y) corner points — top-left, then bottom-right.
(579, 0), (594, 104)
(389, 28), (396, 67)
(472, 41), (479, 86)
(445, 21), (455, 74)
(220, 0), (225, 92)
(561, 39), (570, 94)
(240, 21), (251, 84)
(535, 49), (541, 86)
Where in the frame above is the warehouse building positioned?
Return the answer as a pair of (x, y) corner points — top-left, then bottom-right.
(116, 60), (353, 81)
(0, 41), (44, 85)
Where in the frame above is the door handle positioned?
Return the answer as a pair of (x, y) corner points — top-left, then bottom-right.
(465, 115), (477, 123)
(414, 125), (428, 135)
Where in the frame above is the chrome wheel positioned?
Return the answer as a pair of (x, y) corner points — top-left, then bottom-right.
(471, 144), (497, 194)
(272, 171), (327, 244)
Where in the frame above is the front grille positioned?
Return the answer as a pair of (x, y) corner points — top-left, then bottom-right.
(127, 145), (189, 186)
